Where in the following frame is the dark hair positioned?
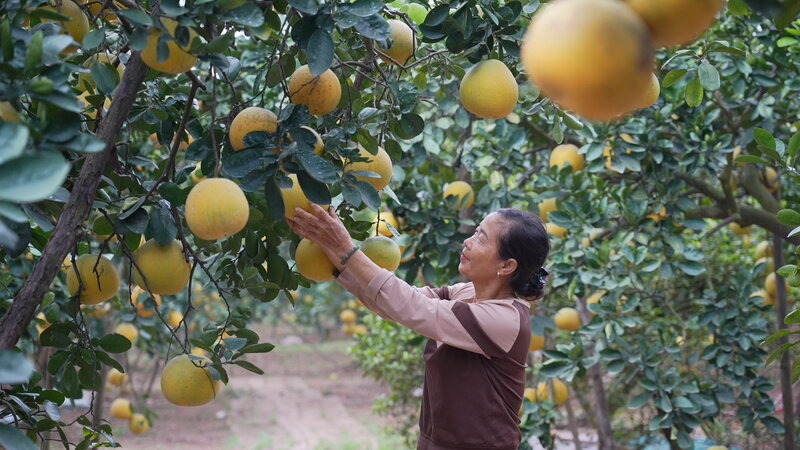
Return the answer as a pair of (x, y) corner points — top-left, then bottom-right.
(495, 208), (550, 298)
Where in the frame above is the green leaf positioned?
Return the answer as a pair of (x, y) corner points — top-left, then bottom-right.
(0, 122), (29, 165)
(662, 69), (688, 87)
(239, 342), (275, 353)
(293, 149), (338, 183)
(785, 308), (800, 324)
(158, 182), (189, 206)
(78, 367), (102, 391)
(698, 60), (721, 90)
(354, 14), (391, 40)
(39, 325), (73, 348)
(90, 62), (118, 94)
(297, 171), (332, 205)
(761, 416), (786, 434)
(777, 209), (800, 226)
(95, 351), (124, 373)
(98, 334), (132, 353)
(82, 29), (104, 50)
(355, 180), (380, 209)
(0, 424), (37, 450)
(754, 128), (776, 150)
(146, 204), (178, 245)
(116, 9), (152, 26)
(628, 392), (652, 409)
(422, 4), (450, 26)
(0, 152), (70, 203)
(342, 0), (384, 17)
(61, 133), (106, 153)
(224, 3), (265, 27)
(539, 359), (570, 377)
(777, 264), (796, 277)
(393, 113), (425, 139)
(288, 0), (319, 15)
(233, 360), (265, 375)
(24, 31), (43, 72)
(789, 132), (800, 161)
(0, 350), (34, 384)
(684, 77), (703, 107)
(307, 29), (333, 77)
(735, 155), (768, 164)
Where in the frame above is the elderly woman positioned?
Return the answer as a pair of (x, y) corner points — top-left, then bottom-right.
(287, 205), (550, 450)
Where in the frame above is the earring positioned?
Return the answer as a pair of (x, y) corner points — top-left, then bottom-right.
(497, 271), (500, 278)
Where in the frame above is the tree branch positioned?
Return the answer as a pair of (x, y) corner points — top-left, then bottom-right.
(0, 53), (148, 349)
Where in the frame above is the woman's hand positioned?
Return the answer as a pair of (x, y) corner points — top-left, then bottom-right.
(286, 204), (356, 269)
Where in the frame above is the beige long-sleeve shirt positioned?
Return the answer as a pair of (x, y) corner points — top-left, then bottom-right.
(336, 266), (530, 358)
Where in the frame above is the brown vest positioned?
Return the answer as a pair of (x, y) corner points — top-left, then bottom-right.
(417, 297), (530, 450)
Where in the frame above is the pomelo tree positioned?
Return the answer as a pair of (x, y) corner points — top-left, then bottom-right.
(1, 0), (800, 449)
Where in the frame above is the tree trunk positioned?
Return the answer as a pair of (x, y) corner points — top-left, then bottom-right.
(564, 395), (583, 450)
(577, 298), (615, 450)
(0, 53), (148, 349)
(773, 226), (796, 450)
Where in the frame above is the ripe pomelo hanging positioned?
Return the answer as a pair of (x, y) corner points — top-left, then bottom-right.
(459, 59), (518, 119)
(132, 239), (191, 295)
(626, 0), (725, 47)
(362, 236), (401, 271)
(549, 144), (585, 172)
(141, 18), (198, 74)
(377, 19), (415, 65)
(443, 181), (475, 210)
(295, 238), (336, 282)
(281, 173), (329, 219)
(520, 0), (653, 120)
(160, 354), (221, 407)
(229, 106), (278, 151)
(346, 145), (393, 191)
(66, 254), (120, 305)
(185, 178), (250, 240)
(288, 65), (341, 115)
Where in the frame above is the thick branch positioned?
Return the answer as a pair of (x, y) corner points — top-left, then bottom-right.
(0, 53), (148, 349)
(685, 204), (800, 245)
(741, 164), (781, 213)
(675, 172), (725, 203)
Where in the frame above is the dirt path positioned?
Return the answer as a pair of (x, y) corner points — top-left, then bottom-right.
(66, 335), (404, 449)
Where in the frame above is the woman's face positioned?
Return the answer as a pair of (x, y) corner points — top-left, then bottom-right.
(458, 213), (509, 282)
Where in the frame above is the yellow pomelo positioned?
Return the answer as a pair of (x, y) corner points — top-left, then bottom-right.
(353, 324), (368, 335)
(77, 52), (124, 90)
(729, 222), (751, 236)
(115, 323), (138, 343)
(44, 0), (88, 53)
(378, 19), (414, 65)
(132, 239), (191, 295)
(524, 387), (537, 403)
(647, 207), (667, 222)
(0, 101), (21, 123)
(141, 18), (198, 74)
(79, 0), (121, 24)
(346, 144), (393, 190)
(160, 354), (220, 407)
(529, 334), (545, 351)
(755, 241), (772, 260)
(130, 286), (162, 318)
(634, 73), (660, 109)
(459, 59), (518, 119)
(521, 0), (653, 120)
(129, 413), (149, 434)
(374, 210), (399, 237)
(763, 167), (779, 193)
(554, 307), (581, 331)
(756, 257), (775, 274)
(750, 289), (772, 306)
(107, 368), (127, 386)
(291, 126), (325, 155)
(626, 0), (725, 47)
(78, 92), (112, 119)
(443, 181), (475, 210)
(229, 106), (278, 151)
(295, 238), (335, 282)
(288, 65), (341, 115)
(549, 144), (585, 172)
(340, 309), (357, 324)
(110, 398), (132, 420)
(280, 173), (329, 219)
(185, 178), (250, 240)
(536, 378), (569, 405)
(66, 254), (120, 305)
(167, 310), (183, 329)
(362, 236), (401, 271)
(190, 347), (207, 356)
(765, 272), (788, 298)
(82, 302), (111, 319)
(342, 323), (356, 335)
(537, 198), (557, 222)
(546, 222), (567, 239)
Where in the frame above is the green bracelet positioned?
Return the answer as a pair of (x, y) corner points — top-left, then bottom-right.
(340, 245), (361, 266)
